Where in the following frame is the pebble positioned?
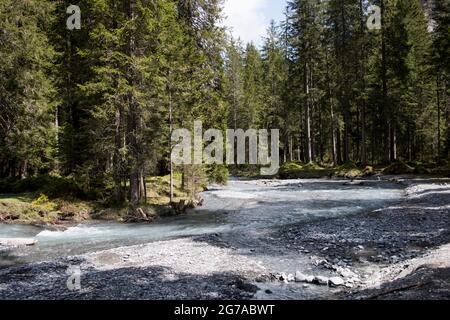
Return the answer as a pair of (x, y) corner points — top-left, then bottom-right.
(329, 277), (345, 287)
(314, 276), (329, 285)
(295, 272), (314, 283)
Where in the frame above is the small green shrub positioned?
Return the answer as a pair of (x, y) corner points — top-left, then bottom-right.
(31, 193), (57, 211)
(279, 162), (303, 178)
(279, 162), (330, 179)
(32, 193), (50, 206)
(207, 165), (229, 185)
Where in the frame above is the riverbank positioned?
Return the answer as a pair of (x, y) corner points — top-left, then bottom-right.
(0, 177), (449, 300)
(278, 161), (450, 179)
(0, 175), (199, 226)
(2, 160), (449, 226)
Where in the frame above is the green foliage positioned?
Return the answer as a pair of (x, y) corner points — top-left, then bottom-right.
(206, 165), (229, 185)
(31, 194), (50, 206)
(0, 175), (83, 198)
(1, 0), (449, 215)
(0, 0), (57, 178)
(31, 194), (57, 211)
(279, 162), (331, 179)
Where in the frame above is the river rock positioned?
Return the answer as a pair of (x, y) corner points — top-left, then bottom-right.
(295, 272), (314, 283)
(0, 238), (37, 246)
(314, 276), (329, 285)
(339, 268), (358, 278)
(329, 277), (345, 287)
(295, 271), (306, 282)
(278, 272), (288, 282)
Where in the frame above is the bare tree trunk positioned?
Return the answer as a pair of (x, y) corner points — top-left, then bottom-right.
(126, 0), (144, 209)
(140, 166), (146, 204)
(359, 0), (367, 164)
(289, 135), (293, 162)
(437, 76), (441, 159)
(326, 48), (338, 166)
(305, 62), (312, 163)
(168, 83), (174, 203)
(445, 81), (450, 158)
(381, 0), (391, 163)
(181, 167), (186, 191)
(113, 106), (124, 202)
(337, 127), (342, 165)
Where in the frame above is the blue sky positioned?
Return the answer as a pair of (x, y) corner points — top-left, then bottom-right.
(222, 0), (287, 47)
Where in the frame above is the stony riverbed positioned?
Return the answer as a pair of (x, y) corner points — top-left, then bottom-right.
(0, 177), (449, 300)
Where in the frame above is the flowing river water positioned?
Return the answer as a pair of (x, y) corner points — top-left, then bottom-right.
(0, 178), (405, 269)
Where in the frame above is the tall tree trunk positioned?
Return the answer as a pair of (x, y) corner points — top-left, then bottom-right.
(359, 0), (367, 164)
(340, 0), (350, 164)
(444, 79), (450, 158)
(437, 76), (441, 159)
(326, 49), (337, 166)
(337, 127), (342, 165)
(289, 135), (293, 162)
(113, 106), (124, 202)
(304, 62), (312, 163)
(380, 0), (391, 163)
(169, 84), (174, 203)
(126, 0), (144, 208)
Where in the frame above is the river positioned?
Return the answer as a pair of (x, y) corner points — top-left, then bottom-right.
(0, 178), (405, 268)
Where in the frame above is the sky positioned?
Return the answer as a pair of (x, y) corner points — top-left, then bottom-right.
(222, 0), (287, 47)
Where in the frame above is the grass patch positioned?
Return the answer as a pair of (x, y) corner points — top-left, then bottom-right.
(279, 161), (377, 179)
(0, 193), (94, 224)
(146, 173), (188, 206)
(334, 162), (364, 178)
(228, 165), (261, 178)
(279, 162), (333, 179)
(0, 173), (198, 224)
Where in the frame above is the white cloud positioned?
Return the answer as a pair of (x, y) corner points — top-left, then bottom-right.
(222, 0), (284, 47)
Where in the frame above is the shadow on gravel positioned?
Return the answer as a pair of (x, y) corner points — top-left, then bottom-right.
(275, 208), (450, 265)
(0, 261), (259, 300)
(0, 250), (22, 269)
(345, 266), (450, 300)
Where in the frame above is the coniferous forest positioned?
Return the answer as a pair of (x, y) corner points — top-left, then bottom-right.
(0, 0), (449, 214)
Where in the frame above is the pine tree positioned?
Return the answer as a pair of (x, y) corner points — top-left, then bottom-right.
(261, 21), (290, 160)
(288, 0), (326, 163)
(0, 0), (56, 178)
(224, 38), (245, 131)
(242, 43), (264, 129)
(431, 0), (450, 158)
